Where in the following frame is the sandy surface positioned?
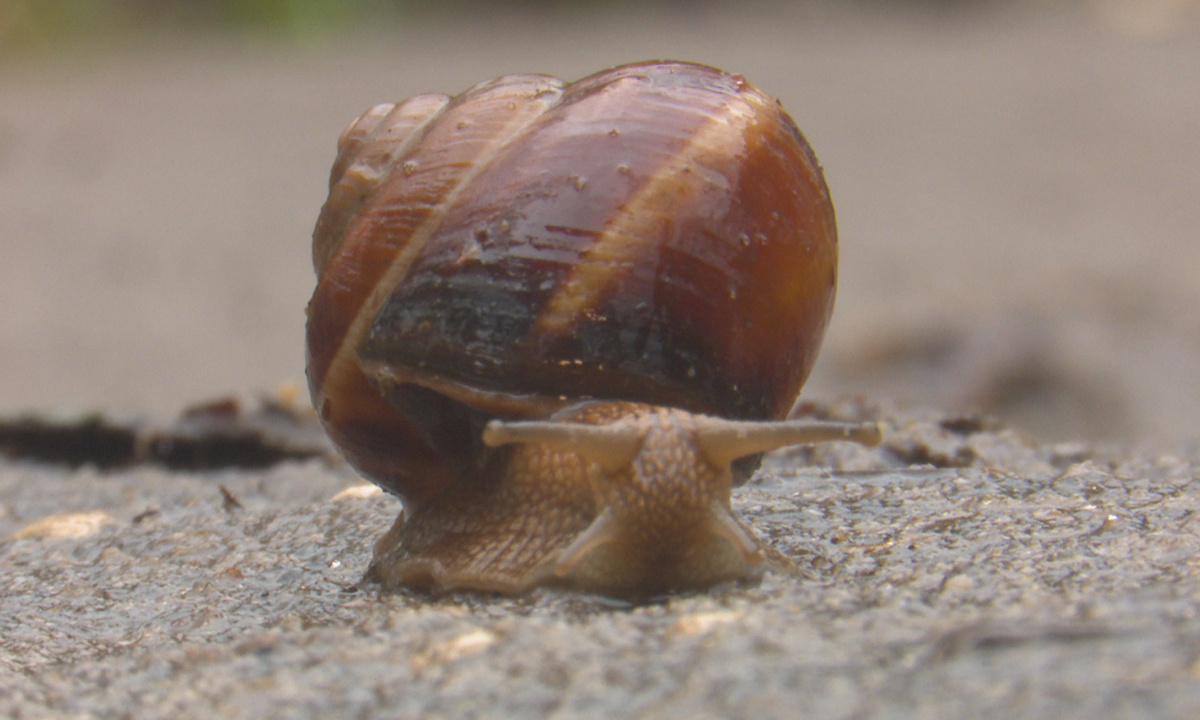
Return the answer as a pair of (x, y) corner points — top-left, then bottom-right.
(4, 401), (1200, 719)
(3, 2), (1200, 718)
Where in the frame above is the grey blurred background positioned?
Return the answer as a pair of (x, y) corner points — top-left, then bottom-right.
(1, 0), (1198, 443)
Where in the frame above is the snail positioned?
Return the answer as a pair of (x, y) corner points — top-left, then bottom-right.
(306, 60), (881, 598)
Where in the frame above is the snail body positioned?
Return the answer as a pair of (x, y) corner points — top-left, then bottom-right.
(306, 61), (879, 597)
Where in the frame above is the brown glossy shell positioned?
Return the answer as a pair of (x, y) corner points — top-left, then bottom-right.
(306, 61), (838, 504)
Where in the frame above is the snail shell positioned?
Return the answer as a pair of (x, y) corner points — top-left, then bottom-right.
(306, 61), (878, 597)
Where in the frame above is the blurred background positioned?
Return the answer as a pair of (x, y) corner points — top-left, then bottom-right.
(1, 0), (1198, 444)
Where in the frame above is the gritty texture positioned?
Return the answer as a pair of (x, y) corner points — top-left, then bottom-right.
(3, 403), (1200, 719)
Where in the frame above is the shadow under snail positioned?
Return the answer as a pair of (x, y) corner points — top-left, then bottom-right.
(306, 60), (881, 598)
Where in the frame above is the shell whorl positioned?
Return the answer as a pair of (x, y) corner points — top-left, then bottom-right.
(306, 61), (837, 501)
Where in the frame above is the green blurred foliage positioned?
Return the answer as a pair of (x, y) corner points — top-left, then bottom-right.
(0, 0), (997, 51)
(1, 0), (684, 50)
(1, 0), (384, 47)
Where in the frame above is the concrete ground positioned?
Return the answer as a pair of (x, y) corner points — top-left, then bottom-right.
(4, 401), (1200, 719)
